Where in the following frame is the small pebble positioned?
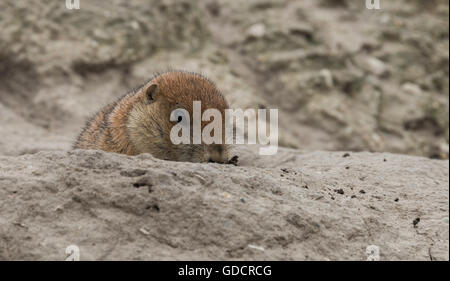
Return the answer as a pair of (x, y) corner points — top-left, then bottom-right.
(413, 218), (420, 228)
(139, 227), (150, 235)
(334, 189), (345, 195)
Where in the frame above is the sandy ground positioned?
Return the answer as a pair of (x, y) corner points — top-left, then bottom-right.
(0, 148), (448, 260)
(0, 0), (449, 260)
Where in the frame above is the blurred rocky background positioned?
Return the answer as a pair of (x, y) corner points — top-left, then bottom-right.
(0, 0), (449, 158)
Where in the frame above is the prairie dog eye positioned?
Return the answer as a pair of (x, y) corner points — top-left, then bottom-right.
(170, 108), (189, 125)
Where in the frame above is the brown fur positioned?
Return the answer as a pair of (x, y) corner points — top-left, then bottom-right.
(74, 71), (230, 163)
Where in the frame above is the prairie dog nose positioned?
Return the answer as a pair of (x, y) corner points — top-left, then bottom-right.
(207, 144), (228, 163)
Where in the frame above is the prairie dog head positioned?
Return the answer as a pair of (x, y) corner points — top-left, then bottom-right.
(128, 71), (230, 163)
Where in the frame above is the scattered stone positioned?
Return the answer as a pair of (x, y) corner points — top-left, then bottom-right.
(220, 192), (232, 199)
(334, 189), (345, 195)
(358, 56), (388, 76)
(139, 227), (150, 235)
(413, 217), (421, 228)
(193, 173), (207, 184)
(319, 69), (334, 88)
(246, 23), (266, 39)
(13, 222), (28, 228)
(248, 244), (265, 252)
(402, 83), (423, 96)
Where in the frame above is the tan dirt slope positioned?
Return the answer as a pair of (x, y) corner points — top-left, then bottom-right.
(0, 148), (448, 260)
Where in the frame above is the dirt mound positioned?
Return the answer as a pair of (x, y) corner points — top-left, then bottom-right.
(0, 148), (448, 260)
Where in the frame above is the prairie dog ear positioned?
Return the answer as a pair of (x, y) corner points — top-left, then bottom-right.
(144, 83), (158, 104)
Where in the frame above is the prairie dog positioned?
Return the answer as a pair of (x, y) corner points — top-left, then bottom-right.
(74, 71), (230, 163)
